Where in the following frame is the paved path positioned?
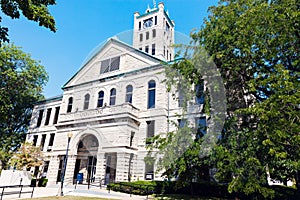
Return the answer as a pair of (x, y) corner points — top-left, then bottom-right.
(2, 184), (151, 200)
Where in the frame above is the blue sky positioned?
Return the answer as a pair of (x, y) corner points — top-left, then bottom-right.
(1, 0), (218, 98)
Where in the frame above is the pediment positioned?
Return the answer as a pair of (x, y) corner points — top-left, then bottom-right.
(64, 38), (161, 88)
(101, 46), (123, 59)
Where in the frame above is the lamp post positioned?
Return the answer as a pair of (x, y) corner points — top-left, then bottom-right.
(60, 132), (73, 196)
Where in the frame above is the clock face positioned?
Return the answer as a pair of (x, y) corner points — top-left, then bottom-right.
(143, 19), (153, 28)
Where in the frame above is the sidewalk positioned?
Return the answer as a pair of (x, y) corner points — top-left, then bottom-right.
(2, 184), (151, 200)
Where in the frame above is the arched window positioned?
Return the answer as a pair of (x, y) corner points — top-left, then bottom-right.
(125, 85), (133, 103)
(148, 80), (156, 109)
(110, 88), (116, 105)
(67, 97), (73, 113)
(97, 91), (104, 107)
(83, 94), (90, 110)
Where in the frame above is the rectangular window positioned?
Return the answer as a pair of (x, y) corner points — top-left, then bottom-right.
(139, 21), (141, 30)
(100, 59), (110, 74)
(33, 135), (38, 146)
(53, 107), (60, 124)
(139, 33), (143, 42)
(152, 29), (156, 38)
(196, 117), (207, 138)
(48, 133), (55, 147)
(44, 108), (52, 126)
(145, 158), (154, 180)
(67, 97), (73, 113)
(154, 16), (157, 25)
(148, 81), (156, 109)
(100, 56), (120, 74)
(110, 57), (120, 71)
(163, 46), (165, 56)
(37, 109), (44, 127)
(139, 47), (142, 51)
(166, 22), (170, 31)
(195, 80), (205, 104)
(146, 31), (149, 40)
(145, 46), (149, 53)
(167, 50), (169, 60)
(56, 156), (65, 182)
(151, 44), (155, 55)
(43, 161), (50, 174)
(40, 134), (46, 151)
(178, 88), (184, 107)
(34, 166), (39, 177)
(146, 121), (155, 144)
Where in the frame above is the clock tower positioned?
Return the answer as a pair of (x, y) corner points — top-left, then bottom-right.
(133, 2), (175, 61)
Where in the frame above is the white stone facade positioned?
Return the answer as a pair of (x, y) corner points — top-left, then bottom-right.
(26, 3), (205, 185)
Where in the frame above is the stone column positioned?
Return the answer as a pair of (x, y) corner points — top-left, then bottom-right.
(115, 152), (132, 182)
(65, 155), (76, 184)
(47, 155), (60, 185)
(95, 152), (106, 181)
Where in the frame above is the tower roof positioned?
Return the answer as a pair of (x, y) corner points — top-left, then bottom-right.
(135, 2), (174, 27)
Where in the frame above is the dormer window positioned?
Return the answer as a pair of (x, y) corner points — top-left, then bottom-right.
(100, 56), (120, 74)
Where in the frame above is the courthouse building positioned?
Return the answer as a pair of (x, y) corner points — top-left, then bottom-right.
(27, 2), (206, 185)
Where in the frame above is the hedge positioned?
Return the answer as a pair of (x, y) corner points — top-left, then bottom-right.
(107, 181), (300, 199)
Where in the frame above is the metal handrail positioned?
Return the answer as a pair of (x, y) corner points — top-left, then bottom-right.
(0, 179), (35, 200)
(74, 177), (103, 190)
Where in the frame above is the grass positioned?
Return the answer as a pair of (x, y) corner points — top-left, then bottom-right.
(153, 194), (232, 200)
(22, 194), (232, 200)
(22, 196), (117, 200)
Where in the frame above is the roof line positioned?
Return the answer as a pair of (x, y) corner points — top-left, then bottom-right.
(62, 37), (163, 89)
(36, 95), (63, 105)
(63, 63), (165, 90)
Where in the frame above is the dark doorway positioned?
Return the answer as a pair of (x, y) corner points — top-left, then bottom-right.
(87, 156), (97, 183)
(73, 159), (81, 183)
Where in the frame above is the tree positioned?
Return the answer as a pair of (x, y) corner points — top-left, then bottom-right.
(0, 44), (48, 168)
(195, 0), (299, 198)
(9, 142), (44, 170)
(0, 0), (56, 45)
(146, 49), (226, 190)
(147, 120), (211, 191)
(149, 0), (299, 198)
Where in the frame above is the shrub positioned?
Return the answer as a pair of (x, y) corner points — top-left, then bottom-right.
(107, 180), (300, 199)
(38, 178), (48, 187)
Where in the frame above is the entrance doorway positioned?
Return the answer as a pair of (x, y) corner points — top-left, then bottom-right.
(76, 134), (99, 183)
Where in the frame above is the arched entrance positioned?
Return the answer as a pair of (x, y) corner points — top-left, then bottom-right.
(74, 134), (99, 183)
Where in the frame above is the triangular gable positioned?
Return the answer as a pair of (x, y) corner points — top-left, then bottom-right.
(63, 38), (162, 89)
